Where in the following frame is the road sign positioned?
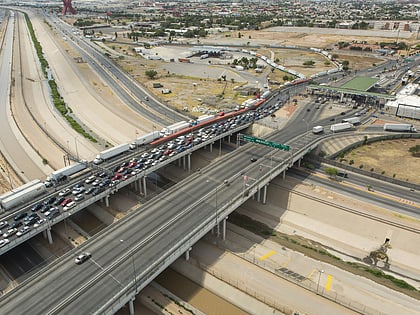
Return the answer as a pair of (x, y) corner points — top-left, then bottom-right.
(242, 135), (290, 151)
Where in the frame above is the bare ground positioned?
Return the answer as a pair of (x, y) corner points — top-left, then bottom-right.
(339, 138), (420, 185)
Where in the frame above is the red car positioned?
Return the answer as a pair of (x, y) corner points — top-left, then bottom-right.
(163, 149), (173, 155)
(60, 198), (72, 207)
(112, 173), (123, 181)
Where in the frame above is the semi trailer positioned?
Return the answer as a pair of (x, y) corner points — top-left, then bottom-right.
(93, 143), (130, 165)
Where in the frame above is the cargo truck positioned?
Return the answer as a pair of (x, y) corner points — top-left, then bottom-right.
(342, 117), (361, 125)
(383, 123), (417, 132)
(160, 121), (190, 137)
(0, 182), (46, 211)
(0, 179), (42, 204)
(93, 143), (130, 165)
(312, 126), (324, 134)
(45, 162), (87, 185)
(129, 131), (161, 149)
(330, 122), (354, 132)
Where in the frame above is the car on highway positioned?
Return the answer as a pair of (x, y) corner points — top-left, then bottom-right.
(31, 203), (43, 212)
(85, 175), (96, 184)
(24, 214), (40, 226)
(44, 196), (57, 205)
(10, 221), (22, 229)
(75, 252), (92, 265)
(16, 226), (31, 237)
(74, 194), (84, 201)
(63, 201), (76, 212)
(54, 197), (66, 206)
(92, 179), (102, 186)
(59, 188), (71, 197)
(45, 207), (60, 218)
(14, 212), (28, 221)
(0, 221), (8, 230)
(72, 186), (85, 195)
(33, 219), (46, 228)
(250, 157), (258, 162)
(3, 228), (18, 238)
(0, 239), (10, 247)
(85, 187), (95, 195)
(60, 198), (72, 207)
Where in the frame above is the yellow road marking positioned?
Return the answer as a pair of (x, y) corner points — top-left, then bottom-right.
(259, 250), (276, 261)
(326, 274), (333, 292)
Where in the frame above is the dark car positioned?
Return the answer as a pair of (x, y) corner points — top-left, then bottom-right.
(250, 157), (258, 162)
(99, 179), (111, 188)
(30, 203), (43, 212)
(14, 212), (28, 221)
(54, 197), (66, 206)
(44, 196), (57, 205)
(24, 215), (40, 226)
(46, 207), (60, 218)
(10, 221), (22, 229)
(85, 187), (95, 195)
(340, 111), (346, 115)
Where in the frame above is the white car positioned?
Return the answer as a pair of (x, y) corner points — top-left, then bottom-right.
(3, 228), (17, 238)
(16, 226), (31, 237)
(75, 252), (92, 264)
(0, 239), (10, 247)
(59, 188), (71, 197)
(33, 219), (46, 228)
(85, 175), (96, 184)
(74, 194), (84, 201)
(63, 201), (76, 212)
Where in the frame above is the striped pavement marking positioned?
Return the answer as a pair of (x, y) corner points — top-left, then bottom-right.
(259, 250), (276, 261)
(326, 274), (333, 292)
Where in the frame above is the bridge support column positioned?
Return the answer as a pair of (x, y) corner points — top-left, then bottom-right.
(128, 297), (135, 315)
(182, 155), (186, 170)
(142, 176), (147, 197)
(105, 195), (109, 207)
(257, 187), (261, 202)
(137, 178), (142, 194)
(282, 170), (286, 179)
(185, 247), (192, 261)
(262, 185), (268, 204)
(187, 153), (191, 171)
(298, 159), (301, 168)
(46, 228), (53, 244)
(222, 216), (228, 240)
(209, 142), (213, 152)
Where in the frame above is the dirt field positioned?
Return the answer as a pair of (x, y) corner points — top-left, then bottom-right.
(339, 138), (420, 185)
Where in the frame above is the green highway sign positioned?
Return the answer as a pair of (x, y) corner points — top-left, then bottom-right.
(242, 135), (290, 151)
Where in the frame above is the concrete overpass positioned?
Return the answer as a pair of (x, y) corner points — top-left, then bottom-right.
(0, 129), (330, 314)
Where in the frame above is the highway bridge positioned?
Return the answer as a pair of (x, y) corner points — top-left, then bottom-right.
(0, 125), (329, 314)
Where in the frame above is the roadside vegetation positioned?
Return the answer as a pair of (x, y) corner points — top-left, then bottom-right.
(229, 212), (420, 300)
(25, 14), (97, 143)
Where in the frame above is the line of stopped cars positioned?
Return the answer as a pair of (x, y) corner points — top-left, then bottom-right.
(0, 102), (283, 250)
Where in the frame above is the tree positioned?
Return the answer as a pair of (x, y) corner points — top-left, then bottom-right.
(303, 60), (315, 66)
(145, 70), (157, 79)
(409, 145), (420, 157)
(325, 167), (338, 178)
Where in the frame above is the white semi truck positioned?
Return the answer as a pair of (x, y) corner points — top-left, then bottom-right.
(342, 117), (361, 125)
(93, 143), (130, 165)
(0, 182), (47, 211)
(45, 162), (87, 185)
(129, 131), (161, 149)
(330, 122), (354, 132)
(383, 123), (417, 132)
(160, 121), (190, 137)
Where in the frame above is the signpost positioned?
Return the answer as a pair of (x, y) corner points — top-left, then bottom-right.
(242, 135), (290, 151)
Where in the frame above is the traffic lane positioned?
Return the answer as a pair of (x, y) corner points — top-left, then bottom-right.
(288, 169), (420, 216)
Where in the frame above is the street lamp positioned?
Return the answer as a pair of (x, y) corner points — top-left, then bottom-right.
(302, 118), (309, 133)
(316, 269), (324, 294)
(120, 239), (138, 293)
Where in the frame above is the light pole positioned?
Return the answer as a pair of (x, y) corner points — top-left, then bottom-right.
(316, 269), (324, 294)
(120, 239), (138, 293)
(302, 118), (309, 133)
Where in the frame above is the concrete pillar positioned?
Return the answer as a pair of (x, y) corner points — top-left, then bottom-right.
(216, 220), (220, 237)
(128, 297), (135, 315)
(138, 178), (142, 194)
(210, 142), (213, 152)
(105, 195), (109, 207)
(142, 176), (147, 197)
(187, 153), (191, 171)
(46, 228), (53, 244)
(262, 185), (268, 204)
(222, 217), (228, 240)
(257, 187), (261, 202)
(185, 249), (190, 261)
(298, 158), (301, 168)
(282, 170), (286, 179)
(183, 155), (186, 170)
(42, 230), (47, 238)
